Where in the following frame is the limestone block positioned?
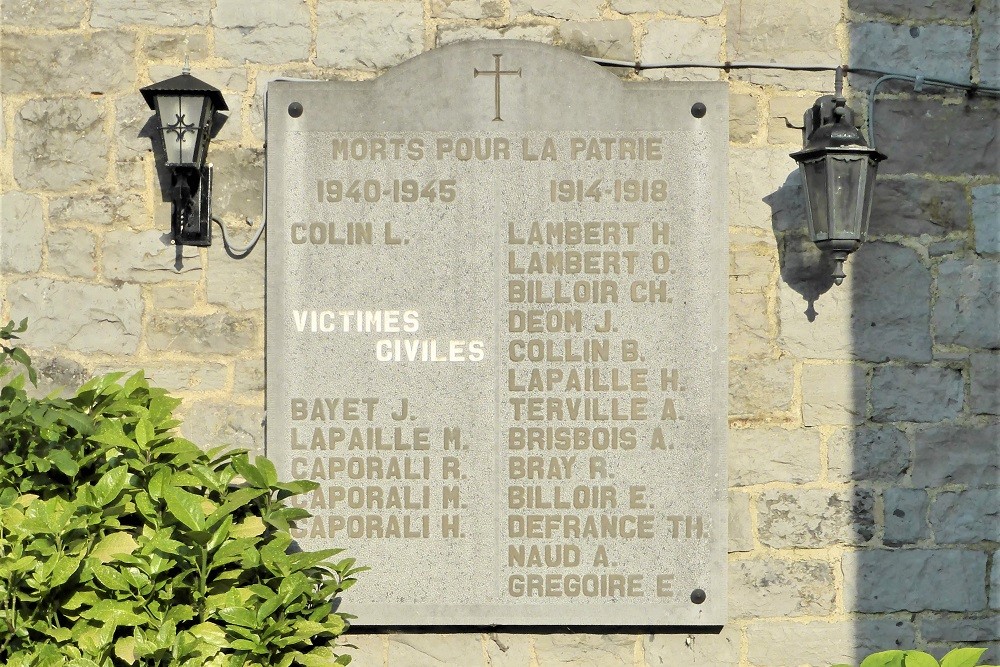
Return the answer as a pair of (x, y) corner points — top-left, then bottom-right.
(558, 21), (633, 62)
(724, 0), (839, 88)
(103, 230), (201, 283)
(728, 491), (754, 553)
(437, 25), (558, 47)
(92, 0), (209, 26)
(1, 0), (84, 27)
(870, 365), (963, 423)
(214, 0), (311, 64)
(767, 95), (810, 145)
(14, 99), (108, 191)
(980, 0), (1000, 85)
(932, 258), (1000, 348)
(49, 191), (145, 229)
(641, 21), (724, 82)
(612, 0), (723, 16)
(828, 425), (910, 483)
(729, 247), (774, 292)
(147, 312), (256, 355)
(971, 352), (1000, 415)
(779, 242), (932, 363)
(180, 401), (264, 454)
(206, 235), (265, 310)
(485, 633), (532, 667)
(729, 93), (758, 143)
(850, 23), (973, 83)
(745, 620), (916, 665)
(729, 290), (771, 357)
(929, 239), (964, 257)
(801, 363), (867, 426)
(430, 0), (504, 19)
(143, 32), (212, 61)
(643, 626), (740, 665)
(114, 96), (157, 163)
(849, 0), (974, 20)
(913, 422), (1000, 487)
(973, 184), (1000, 254)
(844, 549), (988, 612)
(211, 149), (265, 224)
(343, 633), (385, 666)
(385, 634), (484, 665)
(6, 278), (141, 354)
(511, 0), (601, 20)
(533, 634), (635, 665)
(993, 549), (1000, 610)
(729, 428), (821, 485)
(151, 285), (197, 310)
(28, 355), (89, 399)
(91, 363), (229, 394)
(147, 66), (249, 96)
(728, 146), (799, 231)
(251, 67), (329, 141)
(729, 559), (836, 618)
(46, 228), (96, 279)
(316, 1), (423, 69)
(922, 615), (1000, 642)
(1, 192), (44, 274)
(729, 358), (794, 417)
(234, 359), (265, 394)
(874, 99), (999, 176)
(757, 489), (875, 548)
(869, 178), (971, 237)
(883, 488), (929, 545)
(1, 32), (136, 95)
(930, 491), (1000, 544)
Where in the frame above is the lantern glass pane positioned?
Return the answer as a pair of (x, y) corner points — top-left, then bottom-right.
(859, 158), (879, 241)
(155, 94), (207, 167)
(178, 95), (207, 165)
(801, 158), (830, 240)
(827, 155), (864, 241)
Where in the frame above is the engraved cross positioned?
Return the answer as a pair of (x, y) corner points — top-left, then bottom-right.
(474, 54), (521, 122)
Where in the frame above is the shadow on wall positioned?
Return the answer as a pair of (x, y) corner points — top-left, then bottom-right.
(766, 3), (1000, 661)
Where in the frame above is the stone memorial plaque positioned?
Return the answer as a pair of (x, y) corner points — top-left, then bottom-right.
(266, 41), (727, 626)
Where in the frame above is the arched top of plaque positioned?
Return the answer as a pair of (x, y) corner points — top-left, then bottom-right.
(268, 40), (726, 132)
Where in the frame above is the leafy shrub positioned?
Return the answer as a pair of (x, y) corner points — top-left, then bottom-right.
(834, 648), (996, 667)
(0, 319), (363, 666)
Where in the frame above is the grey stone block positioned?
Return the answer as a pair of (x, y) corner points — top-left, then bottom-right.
(46, 228), (97, 279)
(386, 633), (484, 666)
(485, 633), (532, 667)
(933, 258), (1000, 348)
(613, 0), (723, 15)
(1, 0), (84, 27)
(558, 20), (633, 62)
(103, 230), (201, 283)
(49, 190), (145, 229)
(6, 278), (142, 354)
(869, 178), (971, 237)
(913, 422), (1000, 487)
(147, 312), (256, 355)
(342, 633), (384, 667)
(179, 401), (264, 455)
(210, 148), (265, 224)
(14, 99), (108, 191)
(511, 0), (601, 19)
(28, 355), (89, 399)
(850, 23), (973, 83)
(436, 25), (558, 47)
(980, 0), (1000, 85)
(234, 358), (265, 394)
(729, 559), (836, 618)
(745, 620), (916, 665)
(643, 626), (740, 666)
(930, 490), (1000, 543)
(828, 425), (910, 483)
(993, 548), (1000, 610)
(729, 428), (821, 485)
(848, 0), (974, 21)
(729, 290), (771, 357)
(1, 31), (136, 95)
(316, 1), (423, 69)
(874, 99), (999, 177)
(729, 358), (794, 417)
(533, 634), (635, 665)
(973, 184), (1000, 254)
(971, 352), (1000, 415)
(730, 247), (774, 292)
(214, 0), (311, 64)
(844, 549), (988, 612)
(729, 491), (754, 553)
(801, 363), (867, 426)
(729, 93), (759, 143)
(207, 241), (265, 310)
(757, 489), (874, 548)
(143, 31), (211, 62)
(871, 365), (964, 423)
(921, 614), (1000, 642)
(884, 488), (929, 545)
(430, 0), (504, 18)
(1, 192), (44, 274)
(92, 0), (209, 26)
(642, 21), (724, 82)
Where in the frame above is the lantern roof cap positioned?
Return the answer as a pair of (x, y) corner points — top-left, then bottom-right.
(141, 72), (229, 112)
(790, 95), (885, 162)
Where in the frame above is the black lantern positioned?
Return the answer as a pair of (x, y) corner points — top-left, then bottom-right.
(141, 66), (228, 246)
(791, 70), (886, 285)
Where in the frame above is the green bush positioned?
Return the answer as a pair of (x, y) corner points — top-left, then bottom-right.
(0, 319), (364, 666)
(834, 648), (996, 667)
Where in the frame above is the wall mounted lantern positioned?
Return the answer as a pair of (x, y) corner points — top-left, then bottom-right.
(791, 69), (886, 285)
(141, 66), (228, 246)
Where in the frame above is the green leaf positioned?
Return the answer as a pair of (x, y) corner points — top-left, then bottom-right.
(941, 649), (989, 667)
(862, 652), (907, 667)
(218, 606), (257, 628)
(93, 465), (129, 506)
(91, 421), (140, 452)
(92, 564), (130, 591)
(189, 622), (230, 648)
(904, 651), (941, 667)
(134, 417), (155, 447)
(163, 484), (206, 532)
(80, 599), (146, 626)
(48, 448), (80, 477)
(115, 636), (138, 665)
(255, 456), (279, 487)
(91, 532), (139, 563)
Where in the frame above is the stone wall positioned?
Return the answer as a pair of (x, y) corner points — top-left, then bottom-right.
(1, 0), (997, 665)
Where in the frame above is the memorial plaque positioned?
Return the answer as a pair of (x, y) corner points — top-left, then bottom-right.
(266, 41), (728, 626)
